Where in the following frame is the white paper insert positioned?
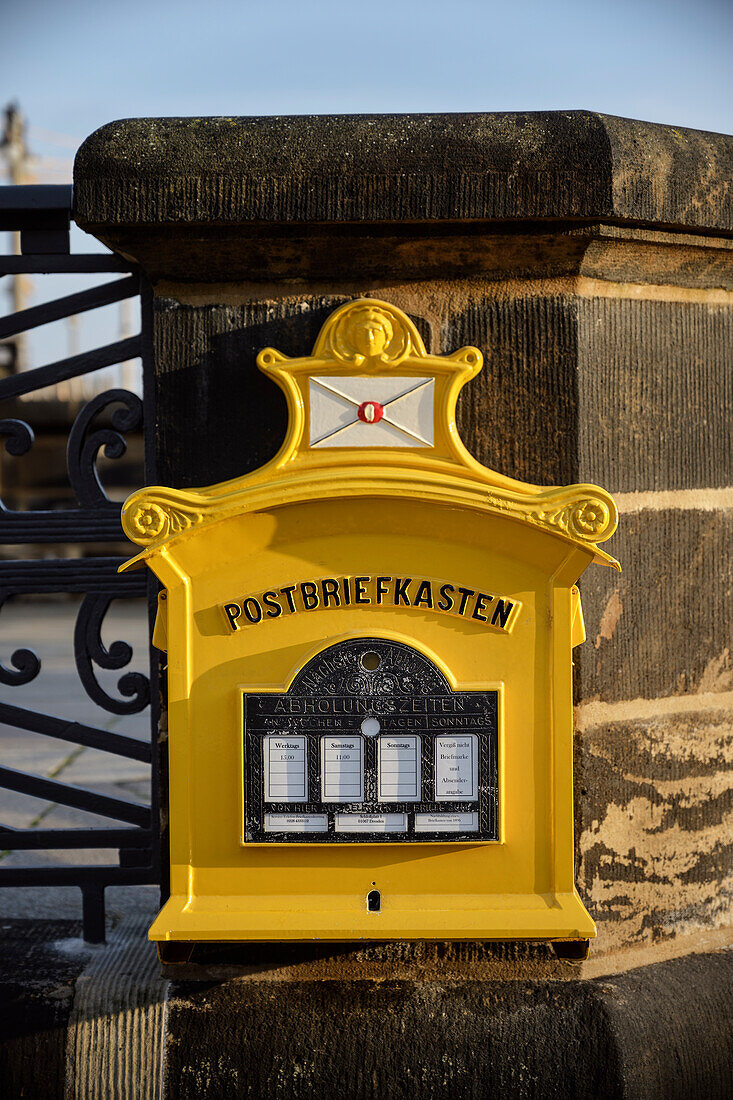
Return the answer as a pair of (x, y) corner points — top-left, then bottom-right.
(264, 813), (328, 833)
(414, 812), (479, 832)
(263, 734), (307, 803)
(378, 735), (421, 801)
(434, 734), (478, 801)
(321, 736), (364, 802)
(335, 813), (407, 833)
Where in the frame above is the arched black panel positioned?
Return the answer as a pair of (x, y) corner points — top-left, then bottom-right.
(243, 637), (498, 843)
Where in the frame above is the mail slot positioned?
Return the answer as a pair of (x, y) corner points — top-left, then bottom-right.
(120, 298), (619, 948)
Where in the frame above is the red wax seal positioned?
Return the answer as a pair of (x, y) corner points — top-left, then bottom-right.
(357, 400), (384, 424)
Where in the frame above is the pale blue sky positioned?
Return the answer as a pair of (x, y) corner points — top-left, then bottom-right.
(3, 0), (732, 161)
(2, 0), (731, 377)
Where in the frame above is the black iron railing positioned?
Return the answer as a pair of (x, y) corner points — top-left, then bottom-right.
(0, 185), (163, 941)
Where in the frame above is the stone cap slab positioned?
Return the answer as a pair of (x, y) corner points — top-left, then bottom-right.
(74, 111), (733, 234)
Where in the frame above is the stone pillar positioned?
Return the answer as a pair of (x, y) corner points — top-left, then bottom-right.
(74, 112), (733, 1096)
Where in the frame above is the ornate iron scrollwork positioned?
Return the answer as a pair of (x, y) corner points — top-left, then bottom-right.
(0, 405), (41, 670)
(74, 593), (150, 715)
(0, 419), (35, 516)
(0, 417), (35, 460)
(67, 389), (143, 509)
(0, 638), (41, 687)
(3, 391), (144, 516)
(0, 211), (158, 943)
(1, 396), (147, 704)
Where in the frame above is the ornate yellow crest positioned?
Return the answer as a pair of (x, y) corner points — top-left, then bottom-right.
(122, 299), (618, 567)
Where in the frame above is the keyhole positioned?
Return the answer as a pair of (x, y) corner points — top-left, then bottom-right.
(367, 889), (381, 913)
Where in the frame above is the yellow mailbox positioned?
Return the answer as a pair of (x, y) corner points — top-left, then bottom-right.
(120, 299), (618, 951)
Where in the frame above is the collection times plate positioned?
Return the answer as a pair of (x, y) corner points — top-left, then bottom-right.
(243, 638), (498, 843)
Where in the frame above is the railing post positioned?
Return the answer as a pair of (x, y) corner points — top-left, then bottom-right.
(81, 883), (105, 944)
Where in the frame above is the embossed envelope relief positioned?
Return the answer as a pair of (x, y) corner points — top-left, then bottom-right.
(309, 376), (434, 448)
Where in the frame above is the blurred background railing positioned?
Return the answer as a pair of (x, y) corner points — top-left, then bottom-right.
(0, 140), (164, 942)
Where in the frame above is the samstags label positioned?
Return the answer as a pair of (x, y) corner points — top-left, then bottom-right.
(221, 574), (520, 633)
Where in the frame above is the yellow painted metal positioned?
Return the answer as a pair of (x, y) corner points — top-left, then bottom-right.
(121, 299), (618, 944)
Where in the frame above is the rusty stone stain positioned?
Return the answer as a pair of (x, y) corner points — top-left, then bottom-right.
(649, 769), (733, 804)
(575, 690), (733, 732)
(595, 589), (623, 649)
(583, 797), (731, 874)
(579, 709), (733, 952)
(614, 487), (733, 513)
(157, 275), (733, 309)
(697, 649), (733, 694)
(582, 924), (733, 974)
